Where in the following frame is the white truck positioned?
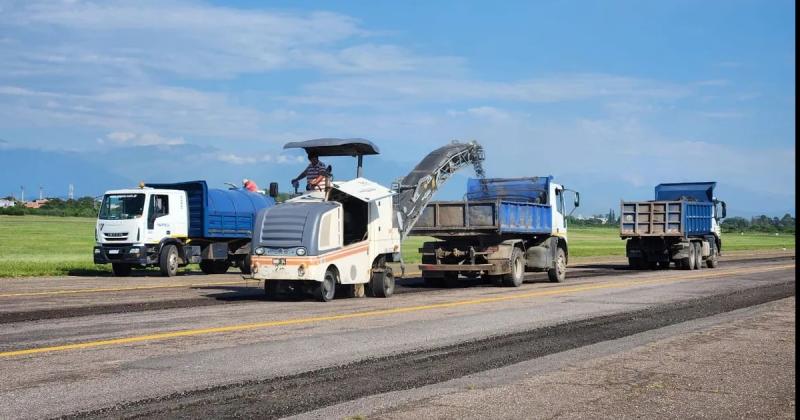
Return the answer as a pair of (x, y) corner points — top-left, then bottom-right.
(248, 138), (486, 301)
(94, 181), (276, 276)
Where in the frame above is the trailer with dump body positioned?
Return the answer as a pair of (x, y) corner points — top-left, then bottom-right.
(94, 180), (276, 276)
(410, 177), (579, 286)
(620, 182), (726, 270)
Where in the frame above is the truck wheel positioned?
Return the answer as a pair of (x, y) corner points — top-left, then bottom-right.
(694, 242), (703, 270)
(422, 275), (444, 288)
(657, 260), (670, 270)
(707, 247), (719, 268)
(199, 260), (230, 274)
(159, 244), (179, 277)
(628, 257), (643, 270)
(548, 247), (566, 283)
(239, 254), (252, 275)
(503, 248), (525, 287)
(685, 242), (697, 271)
(315, 268), (337, 302)
(111, 263), (132, 277)
(370, 266), (395, 298)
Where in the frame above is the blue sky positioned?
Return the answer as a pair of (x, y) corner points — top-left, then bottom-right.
(0, 0), (795, 216)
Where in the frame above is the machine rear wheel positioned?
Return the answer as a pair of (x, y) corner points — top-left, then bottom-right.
(370, 266), (395, 298)
(239, 254), (252, 275)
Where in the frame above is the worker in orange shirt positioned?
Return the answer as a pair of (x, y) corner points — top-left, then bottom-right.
(242, 178), (259, 192)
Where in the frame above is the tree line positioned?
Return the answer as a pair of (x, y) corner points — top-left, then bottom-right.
(721, 214), (795, 234)
(0, 197), (100, 217)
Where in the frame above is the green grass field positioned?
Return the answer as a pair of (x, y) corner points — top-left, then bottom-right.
(0, 216), (794, 277)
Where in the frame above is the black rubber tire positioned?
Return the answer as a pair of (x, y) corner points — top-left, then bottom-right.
(548, 247), (567, 283)
(694, 242), (703, 270)
(706, 246), (719, 268)
(239, 254), (252, 275)
(628, 257), (643, 270)
(443, 272), (460, 288)
(686, 242), (697, 271)
(264, 280), (282, 300)
(657, 260), (671, 270)
(111, 263), (132, 277)
(370, 266), (395, 298)
(647, 261), (659, 270)
(159, 244), (179, 277)
(315, 268), (337, 302)
(199, 260), (230, 275)
(503, 248), (525, 287)
(422, 276), (445, 288)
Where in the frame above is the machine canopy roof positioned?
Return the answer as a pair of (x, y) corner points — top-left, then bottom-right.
(333, 177), (393, 202)
(283, 138), (380, 156)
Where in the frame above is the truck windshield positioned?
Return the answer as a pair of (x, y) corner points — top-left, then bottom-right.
(99, 194), (145, 220)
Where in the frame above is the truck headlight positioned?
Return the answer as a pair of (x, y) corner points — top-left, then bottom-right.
(94, 248), (100, 254)
(296, 247), (306, 256)
(129, 248), (140, 254)
(255, 247), (265, 255)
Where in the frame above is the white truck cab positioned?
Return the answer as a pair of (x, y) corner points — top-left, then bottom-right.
(94, 187), (188, 276)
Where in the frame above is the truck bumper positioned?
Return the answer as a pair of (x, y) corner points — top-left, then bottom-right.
(93, 245), (153, 265)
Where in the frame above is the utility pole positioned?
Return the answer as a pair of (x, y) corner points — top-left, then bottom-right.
(20, 185), (24, 203)
(39, 185), (43, 200)
(68, 184), (74, 200)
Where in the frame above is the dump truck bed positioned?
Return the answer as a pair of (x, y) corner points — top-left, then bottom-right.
(620, 200), (713, 238)
(409, 200), (553, 237)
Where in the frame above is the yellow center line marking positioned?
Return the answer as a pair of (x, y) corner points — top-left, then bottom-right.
(0, 264), (793, 359)
(0, 281), (249, 298)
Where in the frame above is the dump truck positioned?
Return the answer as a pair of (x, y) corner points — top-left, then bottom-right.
(94, 181), (276, 277)
(620, 182), (727, 270)
(410, 177), (580, 286)
(248, 138), (485, 301)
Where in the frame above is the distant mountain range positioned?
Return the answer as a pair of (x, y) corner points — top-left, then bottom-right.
(0, 144), (793, 218)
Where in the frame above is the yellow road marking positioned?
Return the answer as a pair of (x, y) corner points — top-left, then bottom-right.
(0, 280), (250, 298)
(0, 264), (793, 359)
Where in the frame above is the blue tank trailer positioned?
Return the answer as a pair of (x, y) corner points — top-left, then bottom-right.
(620, 182), (727, 270)
(409, 176), (580, 286)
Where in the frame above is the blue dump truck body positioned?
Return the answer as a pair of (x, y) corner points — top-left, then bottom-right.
(621, 182), (724, 270)
(411, 176), (576, 286)
(413, 177), (554, 235)
(146, 181), (275, 239)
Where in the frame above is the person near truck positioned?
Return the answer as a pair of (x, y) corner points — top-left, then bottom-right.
(291, 152), (329, 191)
(242, 178), (259, 192)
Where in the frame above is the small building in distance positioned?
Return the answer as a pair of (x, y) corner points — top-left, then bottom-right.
(0, 199), (15, 208)
(24, 199), (49, 209)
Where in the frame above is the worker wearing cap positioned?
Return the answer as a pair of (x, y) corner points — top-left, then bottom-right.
(292, 152), (328, 191)
(242, 178), (259, 192)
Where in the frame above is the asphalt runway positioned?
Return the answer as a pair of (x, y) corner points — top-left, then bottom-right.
(0, 251), (794, 418)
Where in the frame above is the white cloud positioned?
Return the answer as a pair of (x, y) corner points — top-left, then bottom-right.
(216, 153), (304, 165)
(100, 131), (185, 146)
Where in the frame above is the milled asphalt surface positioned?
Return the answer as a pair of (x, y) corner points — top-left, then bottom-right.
(301, 297), (795, 420)
(0, 253), (794, 418)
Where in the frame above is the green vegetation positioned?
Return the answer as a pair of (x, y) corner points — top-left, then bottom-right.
(0, 196), (100, 217)
(0, 216), (794, 278)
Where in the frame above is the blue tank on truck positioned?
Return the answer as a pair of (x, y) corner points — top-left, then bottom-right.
(620, 182), (726, 270)
(410, 176), (580, 286)
(94, 180), (276, 277)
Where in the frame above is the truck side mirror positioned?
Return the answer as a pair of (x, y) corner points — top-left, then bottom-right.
(574, 192), (580, 208)
(268, 182), (279, 198)
(721, 201), (727, 219)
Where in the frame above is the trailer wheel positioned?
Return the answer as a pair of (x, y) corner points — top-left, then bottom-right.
(693, 242), (703, 270)
(239, 254), (252, 275)
(370, 266), (395, 298)
(315, 268), (337, 302)
(503, 248), (525, 287)
(548, 247), (567, 283)
(159, 244), (179, 277)
(111, 263), (132, 277)
(706, 246), (719, 268)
